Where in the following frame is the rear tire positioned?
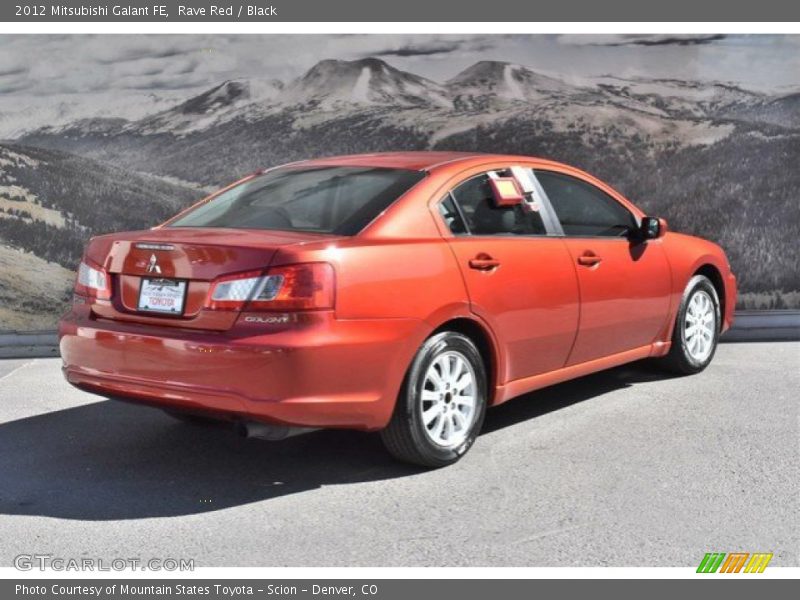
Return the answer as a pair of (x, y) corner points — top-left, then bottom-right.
(381, 332), (487, 468)
(659, 275), (721, 375)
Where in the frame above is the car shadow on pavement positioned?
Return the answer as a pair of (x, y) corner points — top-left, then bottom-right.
(0, 360), (676, 521)
(482, 359), (677, 434)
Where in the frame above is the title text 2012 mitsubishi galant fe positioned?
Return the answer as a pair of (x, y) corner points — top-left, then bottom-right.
(59, 152), (737, 467)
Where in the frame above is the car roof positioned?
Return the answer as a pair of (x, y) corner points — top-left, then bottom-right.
(296, 151), (556, 172)
(294, 151), (643, 227)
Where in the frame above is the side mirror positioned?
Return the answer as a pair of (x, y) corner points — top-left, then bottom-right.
(639, 216), (668, 240)
(489, 177), (525, 207)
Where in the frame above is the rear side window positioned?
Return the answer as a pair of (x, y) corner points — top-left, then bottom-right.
(169, 166), (425, 236)
(446, 173), (547, 236)
(438, 195), (468, 234)
(535, 171), (637, 237)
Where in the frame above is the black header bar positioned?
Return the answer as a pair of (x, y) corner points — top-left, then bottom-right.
(2, 0), (799, 22)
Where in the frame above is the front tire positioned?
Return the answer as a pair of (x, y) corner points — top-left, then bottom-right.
(659, 274), (721, 374)
(381, 331), (488, 468)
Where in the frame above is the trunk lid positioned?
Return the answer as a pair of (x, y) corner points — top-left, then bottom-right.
(85, 227), (338, 330)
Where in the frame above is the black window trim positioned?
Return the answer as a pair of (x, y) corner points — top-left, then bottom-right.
(436, 169), (563, 239)
(531, 169), (640, 241)
(446, 191), (471, 234)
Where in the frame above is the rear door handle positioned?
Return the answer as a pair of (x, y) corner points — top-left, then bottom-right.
(577, 252), (602, 266)
(469, 255), (501, 271)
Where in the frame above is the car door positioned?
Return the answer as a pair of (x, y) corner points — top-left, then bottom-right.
(439, 169), (580, 384)
(534, 169), (671, 366)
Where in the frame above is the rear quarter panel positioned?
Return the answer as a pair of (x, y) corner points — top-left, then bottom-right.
(270, 237), (472, 407)
(271, 239), (468, 323)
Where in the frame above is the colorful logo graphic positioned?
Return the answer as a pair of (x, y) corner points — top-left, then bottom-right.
(697, 552), (773, 573)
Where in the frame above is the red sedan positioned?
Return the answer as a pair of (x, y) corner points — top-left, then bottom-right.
(59, 152), (736, 467)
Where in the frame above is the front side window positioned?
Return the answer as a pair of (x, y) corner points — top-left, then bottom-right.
(169, 166), (426, 236)
(535, 170), (637, 237)
(445, 173), (547, 236)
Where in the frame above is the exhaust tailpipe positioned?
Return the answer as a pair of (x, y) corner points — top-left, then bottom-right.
(238, 421), (316, 441)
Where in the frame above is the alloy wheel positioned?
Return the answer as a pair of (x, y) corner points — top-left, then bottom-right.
(420, 351), (478, 448)
(683, 289), (716, 362)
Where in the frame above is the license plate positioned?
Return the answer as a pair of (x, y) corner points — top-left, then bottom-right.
(138, 278), (187, 315)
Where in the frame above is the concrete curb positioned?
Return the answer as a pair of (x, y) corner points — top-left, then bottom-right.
(0, 330), (59, 359)
(720, 310), (800, 343)
(0, 311), (798, 359)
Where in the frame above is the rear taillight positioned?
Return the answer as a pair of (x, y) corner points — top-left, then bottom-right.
(74, 260), (112, 300)
(205, 263), (335, 312)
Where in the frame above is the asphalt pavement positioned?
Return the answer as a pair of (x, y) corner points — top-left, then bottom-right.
(0, 342), (797, 567)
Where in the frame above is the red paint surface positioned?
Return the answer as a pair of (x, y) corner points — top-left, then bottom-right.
(59, 152), (736, 430)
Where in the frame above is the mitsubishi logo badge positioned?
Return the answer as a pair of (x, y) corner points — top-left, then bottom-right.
(146, 254), (162, 274)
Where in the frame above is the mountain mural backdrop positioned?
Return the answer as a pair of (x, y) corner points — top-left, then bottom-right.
(1, 55), (798, 329)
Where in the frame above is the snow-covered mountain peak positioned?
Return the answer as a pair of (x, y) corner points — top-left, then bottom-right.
(174, 78), (285, 115)
(121, 77), (284, 136)
(281, 58), (452, 108)
(447, 61), (577, 103)
(178, 80), (251, 115)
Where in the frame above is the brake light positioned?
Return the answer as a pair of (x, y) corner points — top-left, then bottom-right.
(74, 261), (112, 300)
(205, 263), (335, 312)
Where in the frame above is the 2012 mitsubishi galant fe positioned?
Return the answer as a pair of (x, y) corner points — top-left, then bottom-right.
(59, 152), (737, 467)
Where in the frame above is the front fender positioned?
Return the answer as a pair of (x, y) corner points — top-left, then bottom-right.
(660, 232), (737, 337)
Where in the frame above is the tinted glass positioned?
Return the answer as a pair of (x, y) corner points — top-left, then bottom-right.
(170, 166), (425, 236)
(535, 171), (636, 237)
(449, 174), (546, 236)
(438, 194), (468, 234)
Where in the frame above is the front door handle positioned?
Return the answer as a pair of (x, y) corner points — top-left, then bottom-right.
(469, 254), (501, 271)
(577, 252), (602, 267)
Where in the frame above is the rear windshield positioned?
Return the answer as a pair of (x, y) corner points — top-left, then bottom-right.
(168, 166), (426, 235)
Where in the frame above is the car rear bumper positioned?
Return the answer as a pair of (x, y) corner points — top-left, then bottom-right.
(59, 306), (422, 430)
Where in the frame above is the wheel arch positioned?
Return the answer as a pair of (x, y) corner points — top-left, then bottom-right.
(694, 263), (726, 330)
(431, 317), (501, 405)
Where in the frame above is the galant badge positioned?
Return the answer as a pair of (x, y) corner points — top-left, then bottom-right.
(146, 253), (162, 274)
